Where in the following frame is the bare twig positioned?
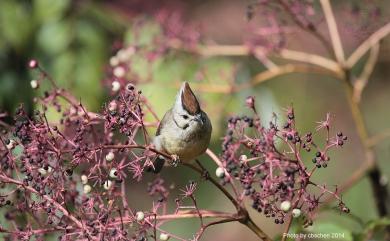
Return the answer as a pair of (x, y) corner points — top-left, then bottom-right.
(182, 64), (340, 94)
(0, 174), (84, 229)
(240, 64), (339, 90)
(183, 163), (272, 241)
(206, 149), (223, 167)
(275, 0), (334, 57)
(320, 0), (345, 64)
(366, 128), (390, 147)
(347, 22), (390, 67)
(281, 215), (293, 241)
(169, 40), (341, 72)
(353, 44), (380, 103)
(322, 156), (374, 205)
(342, 72), (389, 221)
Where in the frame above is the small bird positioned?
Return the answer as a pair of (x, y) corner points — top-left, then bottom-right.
(151, 82), (212, 173)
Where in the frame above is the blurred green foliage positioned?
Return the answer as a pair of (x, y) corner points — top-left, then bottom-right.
(0, 0), (125, 114)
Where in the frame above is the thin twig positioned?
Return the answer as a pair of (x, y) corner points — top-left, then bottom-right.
(0, 174), (84, 229)
(353, 43), (380, 103)
(347, 22), (390, 67)
(206, 149), (223, 167)
(320, 0), (345, 64)
(281, 215), (293, 241)
(366, 128), (390, 147)
(184, 64), (340, 94)
(169, 40), (340, 72)
(183, 162), (272, 241)
(196, 217), (241, 240)
(342, 71), (389, 226)
(276, 0), (335, 57)
(322, 158), (374, 205)
(240, 64), (339, 91)
(97, 144), (172, 160)
(183, 163), (240, 209)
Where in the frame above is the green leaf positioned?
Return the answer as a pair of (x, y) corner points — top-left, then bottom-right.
(52, 51), (76, 88)
(76, 20), (106, 50)
(73, 50), (104, 110)
(124, 20), (161, 46)
(37, 20), (73, 54)
(0, 0), (33, 49)
(33, 0), (70, 22)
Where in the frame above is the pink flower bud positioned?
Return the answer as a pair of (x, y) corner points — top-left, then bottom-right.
(28, 59), (38, 69)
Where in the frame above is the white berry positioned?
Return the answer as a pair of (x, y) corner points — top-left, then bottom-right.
(103, 180), (113, 190)
(38, 166), (52, 175)
(109, 56), (119, 67)
(30, 80), (39, 89)
(108, 101), (117, 112)
(6, 140), (16, 150)
(215, 167), (225, 178)
(105, 152), (115, 162)
(109, 168), (118, 178)
(38, 168), (47, 175)
(136, 211), (145, 222)
(111, 81), (121, 92)
(117, 48), (134, 62)
(83, 184), (92, 194)
(113, 66), (125, 78)
(239, 155), (248, 162)
(292, 208), (301, 218)
(159, 233), (169, 241)
(81, 175), (88, 184)
(280, 200), (291, 212)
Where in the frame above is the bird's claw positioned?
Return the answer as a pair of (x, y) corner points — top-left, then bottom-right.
(169, 154), (180, 167)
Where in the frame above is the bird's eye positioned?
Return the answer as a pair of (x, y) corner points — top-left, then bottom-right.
(182, 115), (189, 120)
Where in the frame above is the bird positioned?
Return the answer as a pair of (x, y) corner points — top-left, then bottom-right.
(150, 82), (212, 173)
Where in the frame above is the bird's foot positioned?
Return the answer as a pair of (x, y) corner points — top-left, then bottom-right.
(195, 159), (209, 180)
(201, 170), (210, 180)
(168, 154), (180, 167)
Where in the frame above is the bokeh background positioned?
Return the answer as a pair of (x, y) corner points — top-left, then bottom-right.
(0, 0), (389, 240)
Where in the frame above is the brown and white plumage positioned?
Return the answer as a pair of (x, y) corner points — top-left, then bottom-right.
(151, 82), (212, 173)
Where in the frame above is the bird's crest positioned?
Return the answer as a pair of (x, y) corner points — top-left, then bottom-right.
(179, 82), (200, 115)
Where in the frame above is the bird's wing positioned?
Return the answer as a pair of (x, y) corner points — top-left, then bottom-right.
(155, 109), (172, 136)
(150, 109), (173, 173)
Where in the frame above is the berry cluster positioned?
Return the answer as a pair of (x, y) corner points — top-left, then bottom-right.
(217, 97), (349, 226)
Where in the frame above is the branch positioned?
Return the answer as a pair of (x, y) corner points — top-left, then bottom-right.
(183, 163), (272, 241)
(0, 174), (84, 230)
(278, 49), (341, 73)
(353, 43), (380, 103)
(275, 0), (334, 57)
(342, 72), (389, 225)
(206, 149), (223, 167)
(169, 40), (340, 72)
(97, 144), (172, 160)
(239, 64), (339, 91)
(183, 163), (240, 210)
(366, 128), (390, 147)
(147, 210), (234, 221)
(196, 217), (242, 240)
(320, 0), (345, 64)
(281, 215), (293, 241)
(347, 22), (390, 67)
(322, 157), (374, 205)
(183, 64), (340, 94)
